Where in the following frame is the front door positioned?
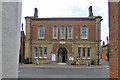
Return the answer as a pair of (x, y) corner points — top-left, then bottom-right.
(58, 47), (67, 63)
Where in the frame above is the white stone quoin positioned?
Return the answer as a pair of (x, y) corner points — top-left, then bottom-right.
(1, 0), (22, 78)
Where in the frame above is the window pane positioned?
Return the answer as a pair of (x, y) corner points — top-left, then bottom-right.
(61, 25), (65, 39)
(81, 27), (87, 39)
(53, 26), (57, 38)
(39, 47), (42, 58)
(78, 47), (81, 58)
(88, 48), (91, 58)
(39, 26), (44, 38)
(44, 47), (47, 58)
(34, 47), (37, 58)
(68, 26), (72, 38)
(83, 48), (86, 58)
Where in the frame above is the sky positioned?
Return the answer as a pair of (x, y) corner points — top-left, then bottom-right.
(22, 0), (109, 45)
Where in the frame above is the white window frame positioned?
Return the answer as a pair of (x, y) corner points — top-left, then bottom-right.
(34, 47), (38, 58)
(82, 48), (86, 59)
(68, 25), (73, 39)
(38, 25), (45, 39)
(87, 48), (91, 59)
(60, 25), (65, 39)
(53, 25), (58, 39)
(78, 47), (81, 59)
(44, 47), (47, 58)
(81, 26), (87, 39)
(39, 47), (42, 58)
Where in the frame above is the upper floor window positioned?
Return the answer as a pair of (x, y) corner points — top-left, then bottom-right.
(53, 25), (58, 39)
(38, 25), (44, 39)
(68, 25), (73, 39)
(60, 25), (65, 39)
(81, 26), (87, 39)
(34, 47), (38, 58)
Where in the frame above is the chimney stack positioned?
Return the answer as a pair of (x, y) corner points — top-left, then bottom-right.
(103, 41), (105, 46)
(34, 8), (38, 18)
(89, 6), (93, 17)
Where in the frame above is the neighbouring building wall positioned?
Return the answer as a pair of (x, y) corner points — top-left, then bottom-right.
(109, 0), (120, 78)
(2, 1), (22, 78)
(0, 1), (2, 80)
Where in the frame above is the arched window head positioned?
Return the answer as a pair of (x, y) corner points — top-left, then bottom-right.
(81, 26), (87, 39)
(38, 25), (44, 39)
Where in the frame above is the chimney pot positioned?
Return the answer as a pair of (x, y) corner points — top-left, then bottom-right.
(34, 8), (38, 18)
(89, 6), (93, 17)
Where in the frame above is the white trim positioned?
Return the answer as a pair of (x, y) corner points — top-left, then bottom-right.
(34, 57), (38, 59)
(39, 57), (42, 59)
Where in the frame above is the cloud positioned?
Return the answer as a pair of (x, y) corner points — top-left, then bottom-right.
(22, 0), (109, 44)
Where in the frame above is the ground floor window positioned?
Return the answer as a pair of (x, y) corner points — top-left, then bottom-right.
(44, 47), (47, 58)
(39, 47), (42, 58)
(82, 48), (86, 59)
(78, 47), (81, 58)
(87, 48), (91, 59)
(34, 47), (38, 58)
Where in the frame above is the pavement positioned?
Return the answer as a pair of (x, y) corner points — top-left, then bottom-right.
(19, 59), (109, 69)
(19, 60), (109, 78)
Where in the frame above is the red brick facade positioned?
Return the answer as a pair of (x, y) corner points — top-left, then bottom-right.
(101, 41), (109, 61)
(31, 20), (96, 41)
(19, 31), (25, 63)
(109, 1), (120, 79)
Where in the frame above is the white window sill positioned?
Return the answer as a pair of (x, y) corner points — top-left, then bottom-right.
(44, 57), (47, 59)
(38, 37), (44, 39)
(81, 38), (87, 39)
(34, 57), (38, 59)
(87, 58), (91, 59)
(82, 58), (86, 59)
(39, 57), (42, 58)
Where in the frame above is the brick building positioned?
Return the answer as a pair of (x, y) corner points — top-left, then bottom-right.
(19, 30), (25, 63)
(25, 6), (102, 65)
(109, 0), (120, 78)
(101, 41), (109, 61)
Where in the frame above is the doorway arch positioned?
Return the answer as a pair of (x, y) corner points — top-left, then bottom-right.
(57, 47), (67, 63)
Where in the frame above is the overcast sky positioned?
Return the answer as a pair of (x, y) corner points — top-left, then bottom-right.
(22, 0), (109, 45)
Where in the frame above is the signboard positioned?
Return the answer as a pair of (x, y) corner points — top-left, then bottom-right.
(69, 57), (74, 61)
(52, 54), (56, 61)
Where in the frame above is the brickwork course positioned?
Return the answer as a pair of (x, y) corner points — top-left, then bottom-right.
(109, 1), (120, 79)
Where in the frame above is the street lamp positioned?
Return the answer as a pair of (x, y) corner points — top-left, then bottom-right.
(97, 17), (103, 65)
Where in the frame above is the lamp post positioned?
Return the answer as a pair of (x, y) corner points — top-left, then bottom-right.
(97, 18), (103, 65)
(21, 23), (23, 64)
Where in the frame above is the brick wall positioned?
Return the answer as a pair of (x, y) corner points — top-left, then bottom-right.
(101, 46), (108, 61)
(109, 1), (120, 78)
(31, 20), (96, 41)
